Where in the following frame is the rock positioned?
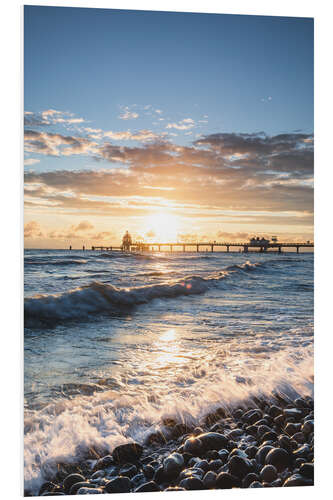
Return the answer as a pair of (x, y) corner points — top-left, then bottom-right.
(283, 409), (302, 420)
(249, 481), (263, 488)
(261, 431), (278, 442)
(257, 425), (272, 438)
(39, 482), (59, 496)
(63, 473), (86, 493)
(194, 459), (209, 472)
(193, 426), (204, 435)
(228, 455), (253, 478)
(77, 488), (103, 494)
(271, 478), (283, 487)
(184, 432), (229, 455)
(179, 477), (204, 490)
(142, 464), (154, 480)
(242, 409), (262, 425)
(299, 462), (314, 479)
(293, 444), (310, 459)
(283, 473), (313, 487)
(69, 482), (93, 495)
(134, 481), (161, 492)
(131, 473), (146, 489)
(268, 405), (282, 418)
(274, 415), (285, 427)
(265, 448), (291, 472)
(242, 473), (259, 488)
(217, 449), (229, 462)
(163, 453), (184, 478)
(278, 434), (293, 452)
(91, 470), (104, 480)
(292, 432), (305, 444)
(285, 423), (301, 436)
(112, 442), (143, 464)
(245, 446), (258, 459)
(255, 445), (274, 465)
(260, 464), (277, 483)
(215, 472), (237, 489)
(228, 428), (243, 439)
(203, 471), (217, 488)
(301, 420), (314, 434)
(94, 455), (113, 470)
(41, 493), (65, 496)
(119, 464), (137, 478)
(104, 476), (132, 493)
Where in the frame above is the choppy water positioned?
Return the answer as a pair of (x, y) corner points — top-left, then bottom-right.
(24, 249), (314, 493)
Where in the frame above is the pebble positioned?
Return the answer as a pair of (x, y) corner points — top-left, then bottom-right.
(163, 452), (184, 477)
(119, 464), (137, 478)
(265, 448), (291, 472)
(249, 481), (263, 488)
(255, 445), (274, 464)
(228, 455), (253, 478)
(94, 455), (113, 471)
(63, 474), (86, 493)
(77, 487), (103, 494)
(283, 473), (313, 487)
(69, 482), (93, 495)
(260, 464), (277, 483)
(242, 473), (259, 488)
(112, 443), (143, 464)
(104, 476), (132, 493)
(299, 462), (314, 479)
(215, 472), (239, 489)
(134, 481), (161, 492)
(242, 409), (262, 425)
(179, 477), (204, 490)
(203, 471), (217, 488)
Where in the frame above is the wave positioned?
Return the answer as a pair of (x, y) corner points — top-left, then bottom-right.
(24, 261), (259, 327)
(25, 259), (88, 267)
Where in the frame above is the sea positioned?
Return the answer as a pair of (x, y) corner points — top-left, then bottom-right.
(24, 248), (314, 493)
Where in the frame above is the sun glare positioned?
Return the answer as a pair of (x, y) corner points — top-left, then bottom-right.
(144, 211), (180, 242)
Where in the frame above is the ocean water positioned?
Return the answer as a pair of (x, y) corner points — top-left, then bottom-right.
(24, 249), (314, 493)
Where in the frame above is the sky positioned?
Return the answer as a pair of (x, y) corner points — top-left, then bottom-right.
(24, 6), (314, 248)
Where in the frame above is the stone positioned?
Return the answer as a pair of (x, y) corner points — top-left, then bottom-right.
(94, 455), (113, 470)
(268, 406), (282, 418)
(163, 453), (184, 477)
(194, 459), (209, 472)
(245, 446), (258, 459)
(255, 445), (274, 465)
(242, 473), (259, 488)
(112, 443), (143, 464)
(179, 477), (204, 490)
(215, 472), (237, 489)
(131, 473), (146, 489)
(203, 471), (217, 488)
(63, 473), (86, 493)
(265, 448), (291, 472)
(249, 481), (263, 488)
(184, 432), (229, 455)
(134, 481), (161, 492)
(299, 462), (314, 479)
(283, 473), (313, 487)
(69, 482), (93, 495)
(242, 409), (262, 425)
(285, 423), (301, 436)
(104, 476), (132, 493)
(261, 431), (278, 442)
(257, 425), (272, 438)
(293, 444), (310, 459)
(260, 464), (277, 483)
(164, 486), (186, 491)
(142, 464), (154, 480)
(228, 428), (243, 439)
(119, 464), (137, 478)
(292, 432), (305, 444)
(283, 408), (302, 420)
(301, 420), (314, 434)
(77, 488), (103, 494)
(228, 455), (253, 478)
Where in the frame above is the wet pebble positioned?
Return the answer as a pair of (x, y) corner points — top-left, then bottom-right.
(104, 476), (132, 494)
(215, 472), (238, 489)
(299, 462), (314, 479)
(112, 443), (143, 464)
(134, 481), (161, 492)
(179, 477), (204, 490)
(77, 487), (103, 494)
(260, 464), (277, 483)
(283, 473), (313, 487)
(203, 471), (217, 488)
(242, 473), (259, 488)
(63, 474), (86, 494)
(265, 447), (291, 472)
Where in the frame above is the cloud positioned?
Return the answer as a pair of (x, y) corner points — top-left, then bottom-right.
(24, 221), (43, 238)
(118, 106), (139, 120)
(104, 129), (159, 142)
(261, 96), (273, 103)
(24, 130), (98, 156)
(73, 220), (94, 232)
(24, 158), (40, 166)
(24, 109), (86, 128)
(166, 118), (195, 130)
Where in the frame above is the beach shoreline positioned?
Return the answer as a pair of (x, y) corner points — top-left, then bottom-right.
(25, 392), (314, 496)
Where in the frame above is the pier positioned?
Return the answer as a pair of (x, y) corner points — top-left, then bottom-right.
(91, 241), (314, 253)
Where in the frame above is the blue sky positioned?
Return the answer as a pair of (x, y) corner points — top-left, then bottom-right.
(24, 6), (314, 247)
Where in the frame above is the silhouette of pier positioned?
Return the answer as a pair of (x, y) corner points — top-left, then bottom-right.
(91, 241), (313, 254)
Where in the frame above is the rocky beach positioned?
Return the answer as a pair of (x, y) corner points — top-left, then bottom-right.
(27, 392), (314, 496)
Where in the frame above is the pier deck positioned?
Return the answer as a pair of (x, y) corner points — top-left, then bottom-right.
(91, 242), (314, 253)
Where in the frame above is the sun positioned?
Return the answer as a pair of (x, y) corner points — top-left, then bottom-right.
(144, 211), (180, 242)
